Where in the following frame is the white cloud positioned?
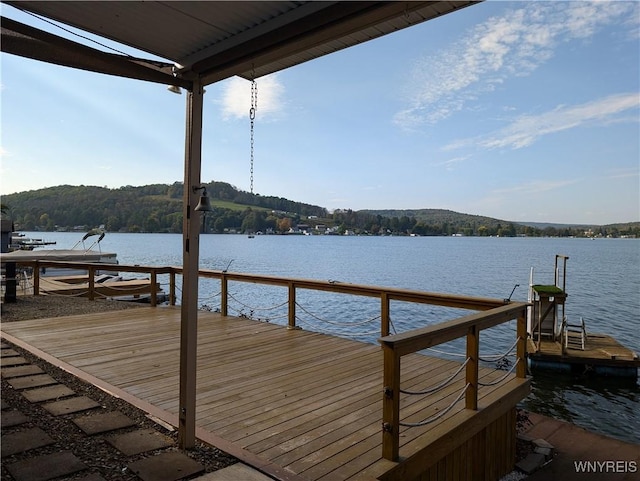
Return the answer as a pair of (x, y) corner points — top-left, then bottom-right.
(493, 179), (578, 196)
(444, 92), (639, 152)
(480, 92), (640, 150)
(219, 74), (285, 121)
(394, 1), (639, 129)
(606, 167), (640, 180)
(433, 155), (470, 170)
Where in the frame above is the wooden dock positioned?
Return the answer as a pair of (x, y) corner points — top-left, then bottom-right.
(528, 335), (640, 377)
(36, 276), (159, 299)
(2, 306), (529, 481)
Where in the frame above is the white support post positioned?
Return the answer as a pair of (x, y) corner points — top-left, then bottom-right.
(178, 77), (204, 450)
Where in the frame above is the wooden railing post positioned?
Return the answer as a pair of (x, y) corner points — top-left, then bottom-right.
(381, 342), (400, 461)
(381, 292), (390, 337)
(88, 266), (96, 301)
(150, 271), (157, 307)
(170, 271), (176, 305)
(517, 310), (527, 378)
(33, 262), (40, 296)
(221, 273), (228, 316)
(288, 282), (297, 329)
(465, 325), (479, 410)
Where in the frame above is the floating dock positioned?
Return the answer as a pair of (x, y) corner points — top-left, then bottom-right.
(9, 274), (164, 303)
(527, 335), (640, 377)
(527, 255), (639, 378)
(39, 275), (162, 302)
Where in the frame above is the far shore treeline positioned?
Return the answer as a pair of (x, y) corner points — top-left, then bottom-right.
(1, 183), (638, 238)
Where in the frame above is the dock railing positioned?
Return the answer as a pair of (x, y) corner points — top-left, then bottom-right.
(8, 260), (175, 306)
(7, 260), (529, 463)
(196, 268), (511, 334)
(9, 260), (510, 327)
(378, 302), (528, 461)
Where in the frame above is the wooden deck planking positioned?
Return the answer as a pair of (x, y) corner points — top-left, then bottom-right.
(2, 306), (521, 481)
(528, 334), (639, 364)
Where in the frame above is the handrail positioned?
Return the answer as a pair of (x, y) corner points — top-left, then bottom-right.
(378, 302), (528, 461)
(5, 258), (528, 463)
(5, 259), (518, 335)
(6, 260), (173, 306)
(191, 268), (509, 335)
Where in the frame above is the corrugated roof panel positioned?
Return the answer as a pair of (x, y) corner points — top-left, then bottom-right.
(7, 1), (309, 62)
(160, 1), (309, 61)
(230, 2), (477, 81)
(5, 1), (478, 85)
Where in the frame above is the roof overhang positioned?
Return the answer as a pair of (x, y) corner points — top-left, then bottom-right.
(2, 1), (478, 89)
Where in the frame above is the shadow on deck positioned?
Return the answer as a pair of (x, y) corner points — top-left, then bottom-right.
(2, 306), (529, 481)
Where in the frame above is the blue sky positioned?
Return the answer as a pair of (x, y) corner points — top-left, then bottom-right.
(1, 1), (639, 225)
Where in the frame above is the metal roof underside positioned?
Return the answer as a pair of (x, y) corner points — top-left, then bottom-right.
(2, 1), (477, 90)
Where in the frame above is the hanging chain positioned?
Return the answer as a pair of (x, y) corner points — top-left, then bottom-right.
(249, 77), (257, 194)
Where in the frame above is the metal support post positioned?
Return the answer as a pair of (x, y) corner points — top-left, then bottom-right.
(178, 78), (204, 450)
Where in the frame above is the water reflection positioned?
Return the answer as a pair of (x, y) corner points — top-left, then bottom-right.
(523, 370), (640, 443)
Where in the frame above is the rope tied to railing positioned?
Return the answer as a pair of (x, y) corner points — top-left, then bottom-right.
(39, 288), (89, 298)
(478, 336), (520, 362)
(400, 357), (470, 396)
(226, 304), (288, 322)
(478, 353), (520, 386)
(92, 282), (152, 292)
(399, 383), (471, 428)
(198, 290), (223, 302)
(295, 316), (381, 338)
(423, 335), (520, 362)
(389, 317), (398, 335)
(295, 302), (381, 327)
(228, 292), (289, 312)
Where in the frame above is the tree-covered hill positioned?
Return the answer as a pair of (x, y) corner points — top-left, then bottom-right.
(357, 208), (639, 238)
(1, 183), (638, 237)
(1, 182), (328, 234)
(358, 208), (516, 236)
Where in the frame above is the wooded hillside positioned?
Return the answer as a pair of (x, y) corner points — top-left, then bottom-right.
(2, 183), (638, 238)
(1, 182), (327, 234)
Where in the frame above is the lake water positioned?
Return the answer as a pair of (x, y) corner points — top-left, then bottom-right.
(21, 232), (640, 444)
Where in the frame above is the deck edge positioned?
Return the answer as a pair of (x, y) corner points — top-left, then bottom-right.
(0, 330), (306, 481)
(377, 378), (531, 481)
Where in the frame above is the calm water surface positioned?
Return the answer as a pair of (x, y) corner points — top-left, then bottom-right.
(24, 232), (640, 444)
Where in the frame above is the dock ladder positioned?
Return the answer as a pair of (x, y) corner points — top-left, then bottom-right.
(563, 316), (588, 351)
